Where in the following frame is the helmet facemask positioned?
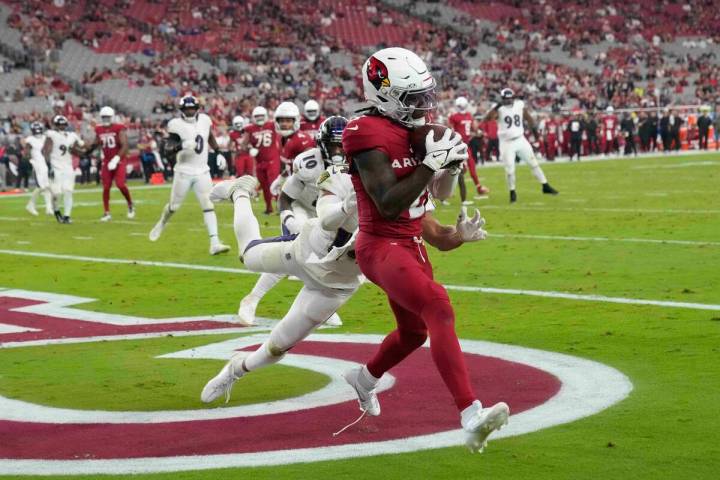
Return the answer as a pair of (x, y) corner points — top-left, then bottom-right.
(379, 80), (438, 128)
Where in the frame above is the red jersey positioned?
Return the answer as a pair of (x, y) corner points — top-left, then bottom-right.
(602, 115), (618, 140)
(95, 123), (125, 162)
(244, 122), (279, 165)
(300, 116), (325, 138)
(228, 129), (248, 153)
(281, 130), (315, 165)
(482, 120), (498, 140)
(343, 115), (432, 238)
(448, 112), (474, 143)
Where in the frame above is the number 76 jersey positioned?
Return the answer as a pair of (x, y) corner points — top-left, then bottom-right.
(167, 113), (212, 175)
(497, 99), (526, 142)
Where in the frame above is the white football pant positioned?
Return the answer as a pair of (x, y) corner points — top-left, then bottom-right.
(160, 171), (220, 243)
(499, 136), (547, 191)
(50, 167), (75, 216)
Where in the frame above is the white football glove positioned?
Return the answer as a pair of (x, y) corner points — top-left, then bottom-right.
(422, 129), (468, 171)
(269, 175), (284, 196)
(456, 207), (487, 242)
(341, 190), (357, 215)
(249, 147), (259, 157)
(107, 155), (120, 171)
(216, 153), (227, 171)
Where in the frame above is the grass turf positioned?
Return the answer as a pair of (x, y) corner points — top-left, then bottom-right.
(0, 153), (719, 479)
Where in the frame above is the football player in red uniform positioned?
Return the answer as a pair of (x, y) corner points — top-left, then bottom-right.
(244, 106), (280, 214)
(448, 96), (490, 203)
(85, 106), (134, 221)
(229, 115), (254, 177)
(299, 99), (325, 137)
(342, 47), (509, 453)
(601, 106), (619, 155)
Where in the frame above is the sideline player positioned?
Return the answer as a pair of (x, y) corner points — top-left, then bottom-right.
(235, 116), (348, 327)
(22, 122), (53, 216)
(342, 47), (509, 453)
(244, 106), (279, 214)
(45, 115), (85, 224)
(448, 96), (489, 204)
(300, 99), (324, 137)
(485, 88), (558, 203)
(148, 95), (230, 255)
(229, 116), (254, 177)
(84, 106), (134, 221)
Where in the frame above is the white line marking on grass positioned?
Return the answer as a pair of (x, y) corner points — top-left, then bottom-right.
(71, 236), (94, 241)
(0, 183), (172, 200)
(0, 323), (41, 334)
(1, 250), (718, 311)
(129, 232), (146, 236)
(15, 241), (30, 245)
(482, 205), (720, 215)
(491, 232), (720, 247)
(632, 160), (720, 169)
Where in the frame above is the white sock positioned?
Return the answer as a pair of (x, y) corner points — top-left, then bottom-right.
(28, 189), (40, 207)
(358, 365), (380, 389)
(460, 400), (482, 429)
(203, 209), (220, 245)
(232, 193), (261, 253)
(506, 172), (516, 190)
(161, 204), (174, 224)
(250, 273), (283, 299)
(42, 190), (53, 212)
(63, 192), (73, 217)
(531, 165), (547, 184)
(243, 313), (319, 372)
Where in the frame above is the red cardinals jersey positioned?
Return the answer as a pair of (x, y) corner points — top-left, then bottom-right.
(95, 124), (125, 162)
(448, 112), (474, 143)
(229, 129), (248, 153)
(244, 122), (279, 165)
(343, 114), (432, 238)
(482, 120), (498, 140)
(602, 115), (618, 140)
(300, 117), (325, 138)
(281, 130), (315, 165)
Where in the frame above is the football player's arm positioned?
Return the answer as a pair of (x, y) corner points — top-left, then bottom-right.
(422, 208), (487, 251)
(84, 137), (100, 156)
(353, 149), (434, 220)
(208, 132), (220, 152)
(523, 109), (540, 139)
(316, 189), (355, 231)
(42, 137), (52, 159)
(118, 130), (128, 158)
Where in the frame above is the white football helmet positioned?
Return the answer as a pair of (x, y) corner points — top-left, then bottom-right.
(303, 99), (320, 121)
(455, 96), (469, 111)
(232, 115), (245, 130)
(99, 106), (115, 125)
(606, 106), (614, 113)
(252, 106), (268, 126)
(274, 101), (301, 137)
(362, 47), (437, 128)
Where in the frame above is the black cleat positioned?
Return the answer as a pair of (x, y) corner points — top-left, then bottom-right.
(62, 216), (72, 224)
(542, 183), (559, 195)
(54, 210), (64, 223)
(510, 190), (517, 203)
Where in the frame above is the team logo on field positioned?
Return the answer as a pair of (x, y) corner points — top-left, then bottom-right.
(0, 289), (632, 475)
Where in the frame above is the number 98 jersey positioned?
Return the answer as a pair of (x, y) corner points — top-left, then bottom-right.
(497, 99), (525, 142)
(167, 113), (212, 175)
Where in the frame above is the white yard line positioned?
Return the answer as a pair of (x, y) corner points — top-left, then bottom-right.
(0, 249), (718, 311)
(490, 232), (720, 247)
(481, 205), (720, 215)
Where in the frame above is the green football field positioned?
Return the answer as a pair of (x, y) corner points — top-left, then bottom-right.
(1, 153), (719, 479)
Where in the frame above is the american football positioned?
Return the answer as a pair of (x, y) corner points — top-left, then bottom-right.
(0, 1), (718, 479)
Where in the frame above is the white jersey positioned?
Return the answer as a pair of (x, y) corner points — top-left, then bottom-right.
(497, 99), (526, 142)
(46, 130), (83, 171)
(282, 147), (325, 212)
(168, 113), (212, 175)
(24, 134), (47, 167)
(295, 165), (361, 290)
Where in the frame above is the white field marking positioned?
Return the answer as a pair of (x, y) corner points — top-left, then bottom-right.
(482, 205), (720, 215)
(72, 236), (94, 241)
(645, 192), (669, 197)
(0, 323), (41, 334)
(0, 332), (633, 475)
(490, 232), (720, 247)
(0, 233), (8, 236)
(0, 183), (172, 200)
(1, 250), (718, 311)
(15, 241), (30, 245)
(129, 232), (146, 236)
(0, 334), (395, 424)
(632, 160), (720, 169)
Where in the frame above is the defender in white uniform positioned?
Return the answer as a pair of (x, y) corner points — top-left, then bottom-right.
(235, 116), (349, 327)
(46, 115), (85, 223)
(148, 95), (230, 255)
(22, 122), (53, 216)
(485, 88), (558, 203)
(200, 166), (360, 403)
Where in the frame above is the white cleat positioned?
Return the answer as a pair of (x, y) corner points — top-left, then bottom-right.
(463, 401), (510, 453)
(343, 366), (380, 416)
(234, 295), (259, 326)
(100, 213), (112, 222)
(127, 207), (135, 219)
(209, 176), (259, 203)
(45, 209), (54, 216)
(461, 200), (474, 206)
(210, 242), (230, 255)
(325, 312), (343, 326)
(148, 220), (164, 242)
(26, 203), (38, 216)
(200, 353), (246, 403)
